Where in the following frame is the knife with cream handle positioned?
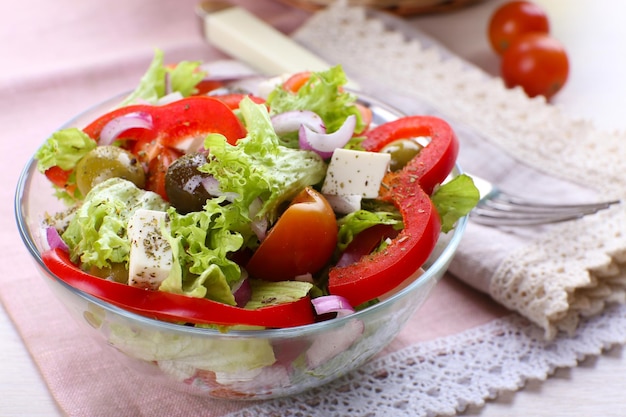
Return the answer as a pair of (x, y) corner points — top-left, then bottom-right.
(196, 1), (359, 88)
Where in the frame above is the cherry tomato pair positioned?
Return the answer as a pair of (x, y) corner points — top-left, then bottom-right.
(488, 1), (569, 100)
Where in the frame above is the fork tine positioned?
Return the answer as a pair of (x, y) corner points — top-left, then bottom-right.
(470, 203), (617, 227)
(468, 173), (620, 226)
(481, 197), (618, 215)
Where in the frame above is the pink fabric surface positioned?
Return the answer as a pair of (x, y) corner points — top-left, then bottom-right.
(0, 0), (507, 415)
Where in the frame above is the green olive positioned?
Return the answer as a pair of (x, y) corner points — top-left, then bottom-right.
(380, 139), (424, 172)
(88, 262), (128, 284)
(75, 146), (145, 195)
(165, 152), (212, 214)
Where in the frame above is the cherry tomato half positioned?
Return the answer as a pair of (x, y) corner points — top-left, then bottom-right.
(282, 71), (313, 93)
(246, 187), (338, 282)
(501, 32), (569, 100)
(488, 1), (550, 55)
(134, 141), (182, 200)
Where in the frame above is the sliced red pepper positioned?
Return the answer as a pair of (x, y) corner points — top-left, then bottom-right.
(361, 115), (459, 195)
(151, 96), (246, 148)
(83, 96), (246, 147)
(41, 248), (315, 328)
(49, 96), (248, 199)
(44, 165), (73, 188)
(327, 183), (441, 307)
(82, 103), (157, 143)
(335, 224), (399, 268)
(139, 142), (183, 199)
(328, 115), (458, 307)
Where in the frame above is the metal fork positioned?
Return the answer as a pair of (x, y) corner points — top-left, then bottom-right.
(468, 174), (621, 227)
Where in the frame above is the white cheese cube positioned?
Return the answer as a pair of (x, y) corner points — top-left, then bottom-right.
(127, 209), (173, 290)
(321, 148), (390, 198)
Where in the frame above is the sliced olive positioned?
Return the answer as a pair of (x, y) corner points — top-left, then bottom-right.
(75, 146), (145, 195)
(88, 262), (129, 284)
(380, 139), (423, 172)
(165, 152), (212, 213)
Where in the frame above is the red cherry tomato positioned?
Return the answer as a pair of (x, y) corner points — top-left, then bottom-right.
(246, 187), (338, 282)
(282, 71), (313, 93)
(501, 32), (569, 99)
(488, 1), (550, 55)
(134, 141), (182, 200)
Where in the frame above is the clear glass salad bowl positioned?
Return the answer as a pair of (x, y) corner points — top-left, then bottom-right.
(15, 92), (468, 400)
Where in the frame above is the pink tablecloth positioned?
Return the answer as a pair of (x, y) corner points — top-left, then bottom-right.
(0, 1), (511, 415)
(9, 1), (626, 416)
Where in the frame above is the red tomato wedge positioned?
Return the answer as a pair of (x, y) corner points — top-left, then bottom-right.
(246, 187), (338, 282)
(41, 248), (315, 328)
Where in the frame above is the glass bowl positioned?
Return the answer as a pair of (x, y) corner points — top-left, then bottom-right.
(15, 92), (467, 400)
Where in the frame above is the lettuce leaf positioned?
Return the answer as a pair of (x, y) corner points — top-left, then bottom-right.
(431, 174), (480, 232)
(62, 178), (169, 269)
(267, 65), (365, 135)
(336, 209), (403, 252)
(108, 323), (276, 373)
(201, 97), (327, 225)
(160, 198), (246, 305)
(35, 127), (96, 172)
(121, 49), (205, 106)
(34, 127), (98, 202)
(244, 280), (313, 310)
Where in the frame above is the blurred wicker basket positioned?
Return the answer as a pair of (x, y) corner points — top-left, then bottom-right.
(276, 0), (484, 15)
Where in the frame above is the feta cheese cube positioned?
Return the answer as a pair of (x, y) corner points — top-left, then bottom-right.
(127, 209), (173, 290)
(321, 148), (390, 198)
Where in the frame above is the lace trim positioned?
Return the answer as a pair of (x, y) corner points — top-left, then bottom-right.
(292, 2), (626, 338)
(227, 304), (626, 416)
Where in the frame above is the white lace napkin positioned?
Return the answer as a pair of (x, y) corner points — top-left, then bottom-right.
(293, 2), (626, 339)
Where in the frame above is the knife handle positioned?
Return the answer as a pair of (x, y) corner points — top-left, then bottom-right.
(197, 1), (331, 76)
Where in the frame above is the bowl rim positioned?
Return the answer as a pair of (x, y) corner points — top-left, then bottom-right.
(14, 90), (468, 339)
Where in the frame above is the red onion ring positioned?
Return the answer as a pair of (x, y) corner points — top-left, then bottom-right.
(311, 295), (355, 318)
(99, 112), (153, 145)
(232, 272), (251, 307)
(46, 227), (69, 252)
(271, 110), (325, 136)
(299, 115), (356, 159)
(200, 176), (239, 202)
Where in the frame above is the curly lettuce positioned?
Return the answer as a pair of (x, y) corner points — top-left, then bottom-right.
(201, 97), (327, 225)
(121, 49), (205, 106)
(61, 178), (169, 269)
(160, 198), (247, 305)
(267, 65), (365, 136)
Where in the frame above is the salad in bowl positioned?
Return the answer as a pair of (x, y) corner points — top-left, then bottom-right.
(16, 50), (478, 399)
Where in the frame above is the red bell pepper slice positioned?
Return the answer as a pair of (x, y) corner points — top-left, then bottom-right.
(82, 103), (156, 143)
(360, 115), (459, 195)
(41, 248), (315, 328)
(83, 96), (247, 147)
(328, 115), (458, 307)
(327, 183), (441, 307)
